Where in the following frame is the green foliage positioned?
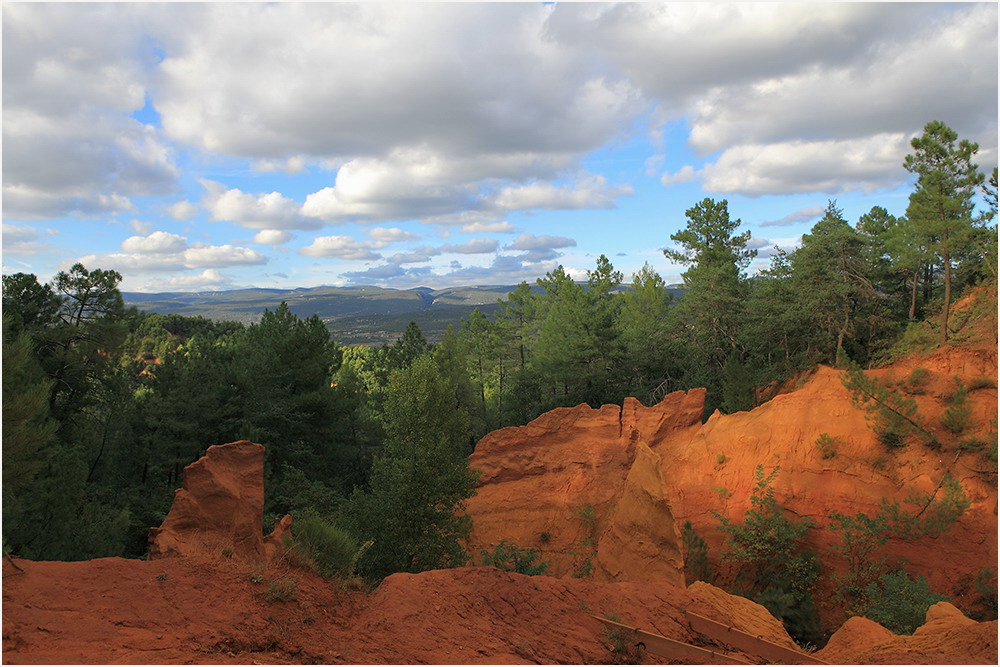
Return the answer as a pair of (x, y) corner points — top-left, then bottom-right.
(830, 474), (969, 616)
(714, 465), (821, 646)
(570, 503), (599, 579)
(816, 433), (839, 459)
(681, 521), (711, 585)
(876, 473), (970, 540)
(940, 377), (972, 434)
(289, 510), (359, 579)
(957, 437), (987, 452)
(262, 576), (299, 602)
(347, 355), (479, 581)
(904, 367), (931, 394)
(601, 611), (641, 664)
(480, 540), (548, 576)
(841, 360), (938, 448)
(862, 570), (947, 634)
(829, 510), (890, 612)
(971, 568), (998, 621)
(2, 329), (57, 536)
(968, 376), (997, 391)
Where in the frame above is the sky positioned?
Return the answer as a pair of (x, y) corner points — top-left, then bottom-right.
(2, 2), (997, 293)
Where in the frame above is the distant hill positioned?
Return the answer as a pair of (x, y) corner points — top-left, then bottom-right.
(123, 283), (686, 346)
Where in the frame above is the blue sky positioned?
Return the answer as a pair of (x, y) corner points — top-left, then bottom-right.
(3, 2), (997, 292)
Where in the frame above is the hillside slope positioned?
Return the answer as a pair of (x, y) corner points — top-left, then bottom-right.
(4, 430), (996, 664)
(465, 290), (998, 626)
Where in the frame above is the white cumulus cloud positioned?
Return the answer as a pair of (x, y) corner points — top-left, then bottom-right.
(121, 230), (187, 253)
(200, 180), (321, 230)
(253, 230), (293, 246)
(300, 235), (383, 261)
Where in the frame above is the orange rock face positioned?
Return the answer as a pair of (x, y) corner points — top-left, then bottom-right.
(468, 389), (704, 583)
(465, 344), (998, 617)
(815, 602), (998, 664)
(148, 441), (270, 561)
(687, 581), (799, 650)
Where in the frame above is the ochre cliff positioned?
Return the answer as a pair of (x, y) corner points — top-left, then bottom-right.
(148, 440), (290, 562)
(4, 437), (996, 664)
(468, 388), (703, 584)
(815, 602), (997, 664)
(465, 342), (998, 616)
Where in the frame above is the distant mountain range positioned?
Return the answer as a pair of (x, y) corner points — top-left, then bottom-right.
(123, 283), (685, 346)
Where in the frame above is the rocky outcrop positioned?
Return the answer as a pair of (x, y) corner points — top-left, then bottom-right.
(595, 443), (683, 585)
(467, 390), (703, 583)
(148, 441), (287, 562)
(815, 602), (998, 664)
(466, 345), (998, 608)
(687, 581), (799, 650)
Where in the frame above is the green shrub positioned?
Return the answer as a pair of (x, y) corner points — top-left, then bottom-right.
(829, 511), (889, 613)
(570, 504), (599, 579)
(941, 378), (972, 435)
(957, 437), (987, 452)
(816, 433), (838, 459)
(289, 510), (358, 579)
(862, 570), (947, 634)
(711, 485), (732, 500)
(903, 367), (930, 394)
(842, 361), (937, 449)
(602, 611), (641, 664)
(876, 473), (970, 539)
(481, 539), (548, 575)
(885, 321), (937, 361)
(972, 568), (998, 621)
(713, 465), (821, 646)
(681, 521), (711, 585)
(967, 376), (997, 391)
(263, 576), (298, 602)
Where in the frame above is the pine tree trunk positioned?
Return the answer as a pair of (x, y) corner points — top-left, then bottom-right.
(941, 239), (951, 345)
(909, 265), (919, 320)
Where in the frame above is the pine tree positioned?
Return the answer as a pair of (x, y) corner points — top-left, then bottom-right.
(903, 121), (986, 344)
(347, 355), (478, 581)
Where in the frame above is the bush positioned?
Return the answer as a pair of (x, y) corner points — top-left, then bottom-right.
(816, 433), (838, 459)
(289, 510), (359, 579)
(842, 361), (937, 449)
(940, 378), (971, 435)
(262, 576), (298, 602)
(862, 570), (947, 634)
(713, 465), (821, 646)
(957, 437), (987, 452)
(972, 568), (998, 621)
(681, 521), (711, 585)
(967, 376), (997, 391)
(481, 540), (548, 575)
(903, 367), (930, 394)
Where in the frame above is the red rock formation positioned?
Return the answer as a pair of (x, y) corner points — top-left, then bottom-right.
(465, 344), (998, 612)
(687, 581), (799, 650)
(596, 443), (683, 585)
(149, 441), (279, 562)
(5, 554), (996, 665)
(468, 389), (703, 583)
(815, 602), (998, 664)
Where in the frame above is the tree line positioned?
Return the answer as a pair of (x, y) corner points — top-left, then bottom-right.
(3, 120), (996, 585)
